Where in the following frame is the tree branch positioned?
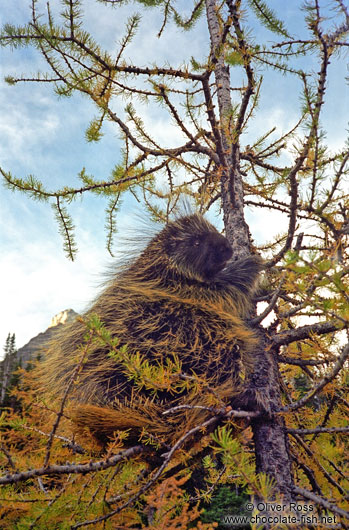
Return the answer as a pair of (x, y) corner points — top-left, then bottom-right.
(272, 321), (344, 346)
(0, 445), (147, 486)
(288, 426), (349, 435)
(280, 343), (349, 412)
(293, 486), (349, 519)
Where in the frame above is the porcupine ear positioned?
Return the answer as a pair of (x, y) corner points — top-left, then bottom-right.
(161, 220), (183, 256)
(162, 232), (176, 256)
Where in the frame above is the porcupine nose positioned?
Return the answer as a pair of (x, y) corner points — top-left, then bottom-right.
(222, 241), (232, 261)
(216, 234), (232, 263)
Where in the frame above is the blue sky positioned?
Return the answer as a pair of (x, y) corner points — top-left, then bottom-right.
(0, 0), (348, 352)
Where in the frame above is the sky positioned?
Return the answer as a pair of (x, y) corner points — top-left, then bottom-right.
(0, 0), (348, 353)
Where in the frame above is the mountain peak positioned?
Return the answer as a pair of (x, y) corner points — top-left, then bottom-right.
(48, 309), (78, 328)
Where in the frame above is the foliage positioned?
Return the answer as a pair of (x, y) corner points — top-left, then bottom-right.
(1, 0), (349, 528)
(142, 474), (218, 530)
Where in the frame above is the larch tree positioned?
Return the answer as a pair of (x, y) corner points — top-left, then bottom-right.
(0, 0), (348, 528)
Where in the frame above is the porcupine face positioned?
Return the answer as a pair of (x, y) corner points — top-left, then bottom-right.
(164, 215), (233, 281)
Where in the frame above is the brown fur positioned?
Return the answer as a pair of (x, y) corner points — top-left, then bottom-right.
(39, 214), (263, 443)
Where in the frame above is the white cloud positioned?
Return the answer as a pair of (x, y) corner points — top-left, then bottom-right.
(245, 206), (289, 249)
(0, 230), (107, 353)
(0, 187), (152, 355)
(0, 191), (106, 353)
(0, 98), (60, 166)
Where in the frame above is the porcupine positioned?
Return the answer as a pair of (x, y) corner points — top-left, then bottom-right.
(39, 213), (263, 445)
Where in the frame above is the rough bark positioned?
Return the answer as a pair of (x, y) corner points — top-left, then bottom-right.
(205, 0), (294, 501)
(252, 335), (294, 501)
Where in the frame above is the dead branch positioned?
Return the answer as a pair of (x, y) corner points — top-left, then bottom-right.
(272, 321), (344, 347)
(293, 486), (349, 519)
(0, 445), (147, 486)
(280, 343), (349, 412)
(288, 427), (349, 435)
(277, 355), (333, 366)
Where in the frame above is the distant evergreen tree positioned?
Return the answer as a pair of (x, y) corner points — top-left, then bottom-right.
(0, 333), (19, 407)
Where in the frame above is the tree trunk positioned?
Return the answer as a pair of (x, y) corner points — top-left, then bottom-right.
(252, 334), (294, 501)
(205, 0), (294, 501)
(205, 0), (251, 258)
